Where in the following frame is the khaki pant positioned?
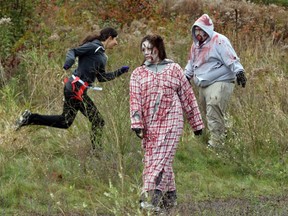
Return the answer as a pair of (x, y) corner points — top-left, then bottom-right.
(199, 82), (234, 146)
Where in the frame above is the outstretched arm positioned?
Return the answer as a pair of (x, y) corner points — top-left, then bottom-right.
(96, 66), (129, 82)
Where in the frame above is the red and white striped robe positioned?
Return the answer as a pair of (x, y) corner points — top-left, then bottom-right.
(129, 62), (204, 192)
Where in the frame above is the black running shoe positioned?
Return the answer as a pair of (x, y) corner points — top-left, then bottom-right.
(15, 109), (31, 131)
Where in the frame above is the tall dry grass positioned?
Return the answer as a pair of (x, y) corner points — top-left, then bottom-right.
(0, 0), (287, 214)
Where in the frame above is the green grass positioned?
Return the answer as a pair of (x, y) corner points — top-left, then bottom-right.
(1, 0), (288, 215)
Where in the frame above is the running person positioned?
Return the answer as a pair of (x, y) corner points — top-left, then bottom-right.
(15, 27), (129, 150)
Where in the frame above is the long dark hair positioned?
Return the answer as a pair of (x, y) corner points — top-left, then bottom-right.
(140, 34), (167, 63)
(80, 27), (118, 45)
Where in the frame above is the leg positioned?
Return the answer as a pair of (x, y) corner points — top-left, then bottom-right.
(203, 82), (234, 146)
(16, 97), (79, 129)
(140, 171), (165, 212)
(140, 189), (163, 213)
(153, 171), (164, 207)
(163, 190), (177, 210)
(80, 94), (105, 150)
(28, 103), (77, 128)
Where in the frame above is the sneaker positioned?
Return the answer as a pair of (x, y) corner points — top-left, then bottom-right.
(140, 201), (155, 210)
(207, 140), (216, 148)
(15, 109), (31, 131)
(140, 201), (162, 213)
(207, 140), (225, 149)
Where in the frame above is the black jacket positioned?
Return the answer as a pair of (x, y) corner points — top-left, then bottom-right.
(64, 39), (122, 84)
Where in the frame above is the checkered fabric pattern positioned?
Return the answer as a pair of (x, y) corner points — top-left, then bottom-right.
(130, 62), (204, 192)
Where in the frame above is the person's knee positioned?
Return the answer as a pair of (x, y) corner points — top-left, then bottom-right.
(91, 119), (105, 131)
(207, 97), (221, 107)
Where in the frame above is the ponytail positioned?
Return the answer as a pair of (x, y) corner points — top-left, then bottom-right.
(80, 27), (118, 45)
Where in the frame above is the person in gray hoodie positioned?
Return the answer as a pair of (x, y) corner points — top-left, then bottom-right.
(15, 27), (129, 151)
(184, 14), (247, 147)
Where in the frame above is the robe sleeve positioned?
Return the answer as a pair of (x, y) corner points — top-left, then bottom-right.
(175, 64), (204, 131)
(129, 69), (144, 129)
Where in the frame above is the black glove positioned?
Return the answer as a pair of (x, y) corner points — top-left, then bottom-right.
(132, 128), (144, 139)
(194, 129), (203, 136)
(236, 71), (247, 88)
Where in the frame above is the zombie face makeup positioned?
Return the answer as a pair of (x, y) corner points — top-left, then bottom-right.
(141, 40), (160, 64)
(194, 26), (208, 44)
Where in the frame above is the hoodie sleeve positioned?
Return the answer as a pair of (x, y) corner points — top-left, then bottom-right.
(96, 67), (127, 82)
(217, 36), (244, 74)
(184, 45), (195, 80)
(184, 60), (193, 80)
(63, 43), (94, 69)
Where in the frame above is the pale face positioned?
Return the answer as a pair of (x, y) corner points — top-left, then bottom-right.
(141, 40), (159, 64)
(105, 36), (118, 49)
(194, 26), (208, 43)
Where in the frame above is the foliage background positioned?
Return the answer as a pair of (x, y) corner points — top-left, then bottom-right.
(0, 0), (288, 215)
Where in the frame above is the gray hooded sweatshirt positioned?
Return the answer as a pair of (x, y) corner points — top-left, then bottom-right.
(185, 14), (244, 87)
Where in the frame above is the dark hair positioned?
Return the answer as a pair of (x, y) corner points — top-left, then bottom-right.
(140, 34), (167, 62)
(80, 27), (118, 45)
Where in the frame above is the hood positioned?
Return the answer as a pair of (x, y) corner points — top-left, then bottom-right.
(93, 39), (105, 53)
(191, 14), (214, 44)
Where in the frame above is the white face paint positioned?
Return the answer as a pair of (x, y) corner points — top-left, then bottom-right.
(141, 40), (159, 64)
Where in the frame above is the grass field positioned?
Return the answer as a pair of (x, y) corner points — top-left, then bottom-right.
(0, 0), (287, 215)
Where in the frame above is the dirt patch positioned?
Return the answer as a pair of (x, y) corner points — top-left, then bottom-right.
(177, 195), (288, 215)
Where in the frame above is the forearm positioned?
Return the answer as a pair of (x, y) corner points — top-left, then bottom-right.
(97, 67), (128, 82)
(229, 61), (244, 74)
(184, 60), (194, 80)
(63, 50), (76, 69)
